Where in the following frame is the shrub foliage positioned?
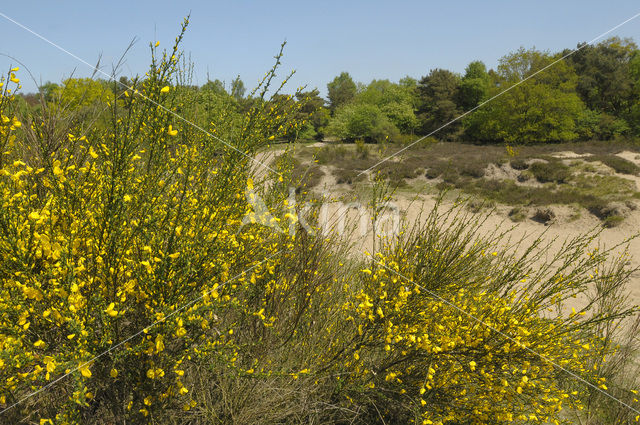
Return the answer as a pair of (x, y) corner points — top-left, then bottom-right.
(0, 23), (639, 425)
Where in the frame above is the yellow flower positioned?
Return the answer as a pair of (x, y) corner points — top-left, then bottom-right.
(44, 357), (56, 373)
(155, 334), (165, 352)
(161, 86), (170, 93)
(167, 125), (178, 136)
(141, 260), (153, 274)
(33, 340), (45, 348)
(104, 303), (118, 317)
(155, 41), (160, 47)
(146, 368), (164, 379)
(79, 364), (92, 378)
(110, 368), (118, 378)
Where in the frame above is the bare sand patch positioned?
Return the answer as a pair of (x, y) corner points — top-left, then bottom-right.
(616, 150), (640, 165)
(329, 193), (640, 308)
(551, 151), (592, 159)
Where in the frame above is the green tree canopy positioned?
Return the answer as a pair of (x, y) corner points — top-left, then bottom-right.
(230, 75), (246, 100)
(327, 102), (398, 142)
(627, 50), (640, 135)
(399, 75), (418, 90)
(201, 79), (227, 96)
(356, 79), (418, 133)
(52, 78), (115, 109)
(565, 37), (638, 117)
(457, 61), (490, 110)
(327, 72), (357, 112)
(295, 89), (329, 139)
(38, 81), (60, 103)
(416, 69), (462, 139)
(464, 48), (586, 143)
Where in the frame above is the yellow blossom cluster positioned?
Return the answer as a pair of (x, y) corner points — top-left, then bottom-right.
(327, 201), (640, 424)
(0, 21), (638, 425)
(0, 23), (309, 423)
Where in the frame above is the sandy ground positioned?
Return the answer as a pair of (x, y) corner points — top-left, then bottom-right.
(310, 149), (640, 310)
(251, 146), (286, 180)
(252, 146), (640, 310)
(310, 193), (640, 322)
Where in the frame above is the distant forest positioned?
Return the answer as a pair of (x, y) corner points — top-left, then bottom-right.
(16, 36), (640, 145)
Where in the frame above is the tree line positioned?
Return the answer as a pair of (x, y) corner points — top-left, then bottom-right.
(17, 36), (640, 145)
(321, 36), (640, 144)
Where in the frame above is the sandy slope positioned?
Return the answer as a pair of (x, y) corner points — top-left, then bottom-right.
(254, 146), (640, 308)
(313, 183), (640, 313)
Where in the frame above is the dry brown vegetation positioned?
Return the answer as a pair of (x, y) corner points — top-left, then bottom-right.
(281, 139), (640, 228)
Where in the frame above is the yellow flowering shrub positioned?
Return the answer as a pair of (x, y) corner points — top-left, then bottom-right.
(0, 21), (638, 425)
(177, 193), (640, 424)
(332, 200), (638, 424)
(0, 21), (311, 424)
(52, 78), (115, 111)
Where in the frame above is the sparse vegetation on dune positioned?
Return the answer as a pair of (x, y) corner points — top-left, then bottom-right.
(297, 141), (640, 227)
(585, 154), (640, 175)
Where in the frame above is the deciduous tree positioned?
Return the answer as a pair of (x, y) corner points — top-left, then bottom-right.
(327, 72), (357, 112)
(464, 48), (586, 143)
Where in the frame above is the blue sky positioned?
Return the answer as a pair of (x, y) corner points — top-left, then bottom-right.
(1, 1), (639, 97)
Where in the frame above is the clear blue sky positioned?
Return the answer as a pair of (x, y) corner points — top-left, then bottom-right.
(1, 1), (639, 97)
